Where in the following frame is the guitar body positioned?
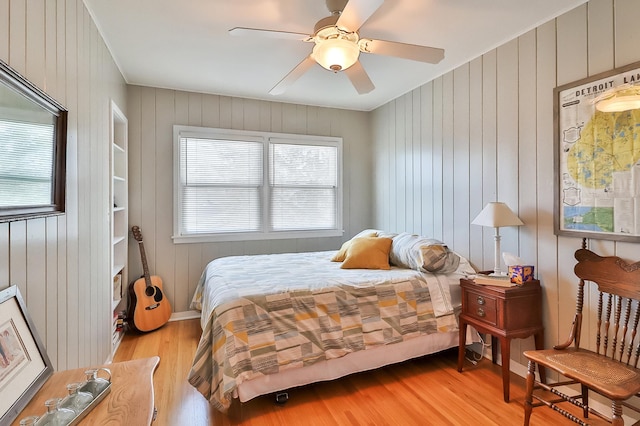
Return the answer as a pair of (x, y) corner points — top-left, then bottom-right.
(129, 275), (172, 332)
(128, 226), (172, 332)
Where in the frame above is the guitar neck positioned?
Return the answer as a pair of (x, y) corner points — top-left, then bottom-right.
(137, 240), (153, 288)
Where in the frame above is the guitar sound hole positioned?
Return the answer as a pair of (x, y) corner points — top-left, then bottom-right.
(145, 286), (155, 297)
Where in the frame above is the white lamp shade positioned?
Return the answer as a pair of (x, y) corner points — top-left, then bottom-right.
(472, 202), (523, 275)
(472, 202), (523, 228)
(312, 38), (360, 72)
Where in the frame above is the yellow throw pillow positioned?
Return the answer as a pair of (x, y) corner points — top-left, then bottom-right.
(331, 231), (378, 262)
(340, 237), (393, 270)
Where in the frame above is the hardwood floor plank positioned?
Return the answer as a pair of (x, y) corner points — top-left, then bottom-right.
(113, 319), (615, 425)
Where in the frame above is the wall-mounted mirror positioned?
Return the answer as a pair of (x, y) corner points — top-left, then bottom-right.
(0, 59), (67, 221)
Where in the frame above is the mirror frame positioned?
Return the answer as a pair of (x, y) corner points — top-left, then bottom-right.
(0, 59), (67, 222)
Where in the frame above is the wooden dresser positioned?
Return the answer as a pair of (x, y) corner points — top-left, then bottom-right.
(12, 356), (159, 425)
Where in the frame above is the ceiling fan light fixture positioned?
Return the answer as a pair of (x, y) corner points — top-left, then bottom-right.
(312, 37), (360, 72)
(595, 93), (640, 112)
(593, 84), (640, 112)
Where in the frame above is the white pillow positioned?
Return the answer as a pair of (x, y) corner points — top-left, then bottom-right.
(390, 232), (460, 273)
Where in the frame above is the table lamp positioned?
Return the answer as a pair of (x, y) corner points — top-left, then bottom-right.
(472, 202), (524, 275)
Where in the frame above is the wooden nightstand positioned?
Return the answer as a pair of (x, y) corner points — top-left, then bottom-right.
(457, 278), (545, 402)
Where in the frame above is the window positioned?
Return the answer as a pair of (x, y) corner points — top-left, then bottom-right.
(1, 120), (55, 206)
(173, 126), (343, 242)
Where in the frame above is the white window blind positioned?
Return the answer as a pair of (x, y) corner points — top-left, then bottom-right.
(180, 137), (263, 234)
(269, 141), (337, 231)
(174, 126), (342, 243)
(0, 119), (54, 207)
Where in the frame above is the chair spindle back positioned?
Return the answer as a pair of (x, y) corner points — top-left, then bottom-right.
(574, 249), (640, 368)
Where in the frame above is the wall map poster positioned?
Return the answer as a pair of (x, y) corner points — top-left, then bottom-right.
(555, 61), (640, 242)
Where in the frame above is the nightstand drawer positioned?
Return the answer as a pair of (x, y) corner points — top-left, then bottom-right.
(465, 290), (497, 325)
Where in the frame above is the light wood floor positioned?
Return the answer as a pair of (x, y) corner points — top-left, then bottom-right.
(113, 319), (609, 425)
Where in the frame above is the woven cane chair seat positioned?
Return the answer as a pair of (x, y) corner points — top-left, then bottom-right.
(549, 352), (638, 385)
(526, 348), (640, 399)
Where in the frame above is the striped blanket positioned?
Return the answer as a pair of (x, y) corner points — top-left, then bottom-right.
(187, 251), (466, 412)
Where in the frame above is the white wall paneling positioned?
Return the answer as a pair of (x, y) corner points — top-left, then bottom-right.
(0, 0), (127, 370)
(452, 65), (470, 259)
(480, 50), (498, 271)
(419, 83), (435, 239)
(468, 58), (484, 265)
(432, 78), (444, 242)
(371, 0), (640, 399)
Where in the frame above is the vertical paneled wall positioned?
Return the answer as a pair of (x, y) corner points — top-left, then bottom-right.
(126, 86), (373, 313)
(371, 0), (640, 374)
(0, 0), (126, 370)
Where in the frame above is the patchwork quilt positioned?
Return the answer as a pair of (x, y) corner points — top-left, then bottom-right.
(187, 251), (464, 412)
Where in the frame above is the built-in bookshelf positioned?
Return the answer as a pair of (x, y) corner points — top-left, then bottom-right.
(110, 101), (128, 357)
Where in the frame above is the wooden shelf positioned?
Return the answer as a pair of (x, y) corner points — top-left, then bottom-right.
(112, 264), (125, 277)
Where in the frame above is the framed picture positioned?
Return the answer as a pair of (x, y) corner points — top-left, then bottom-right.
(0, 285), (53, 425)
(554, 60), (640, 242)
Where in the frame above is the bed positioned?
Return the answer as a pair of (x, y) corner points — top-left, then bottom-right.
(187, 231), (477, 413)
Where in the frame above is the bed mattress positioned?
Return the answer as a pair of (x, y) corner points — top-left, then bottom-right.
(188, 250), (473, 412)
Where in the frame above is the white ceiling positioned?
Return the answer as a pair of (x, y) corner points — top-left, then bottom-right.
(84, 0), (587, 112)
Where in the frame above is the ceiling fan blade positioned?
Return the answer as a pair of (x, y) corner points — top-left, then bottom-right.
(344, 61), (374, 94)
(336, 0), (384, 32)
(269, 55), (317, 95)
(360, 39), (445, 64)
(229, 27), (311, 42)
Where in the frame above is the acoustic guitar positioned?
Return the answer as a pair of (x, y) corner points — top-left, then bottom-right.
(128, 225), (172, 332)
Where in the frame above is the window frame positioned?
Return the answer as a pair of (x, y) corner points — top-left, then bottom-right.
(173, 125), (343, 243)
(0, 59), (67, 222)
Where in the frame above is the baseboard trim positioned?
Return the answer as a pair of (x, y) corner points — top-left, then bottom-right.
(169, 310), (201, 321)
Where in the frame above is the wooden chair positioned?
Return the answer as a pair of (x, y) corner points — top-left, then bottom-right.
(523, 245), (640, 426)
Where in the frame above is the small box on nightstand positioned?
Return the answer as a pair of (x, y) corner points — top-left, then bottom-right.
(508, 265), (534, 284)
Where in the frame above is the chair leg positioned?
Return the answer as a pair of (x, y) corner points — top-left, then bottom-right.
(524, 360), (536, 426)
(581, 384), (589, 418)
(612, 400), (624, 426)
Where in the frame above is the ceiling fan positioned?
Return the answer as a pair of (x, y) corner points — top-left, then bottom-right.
(229, 0), (445, 95)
